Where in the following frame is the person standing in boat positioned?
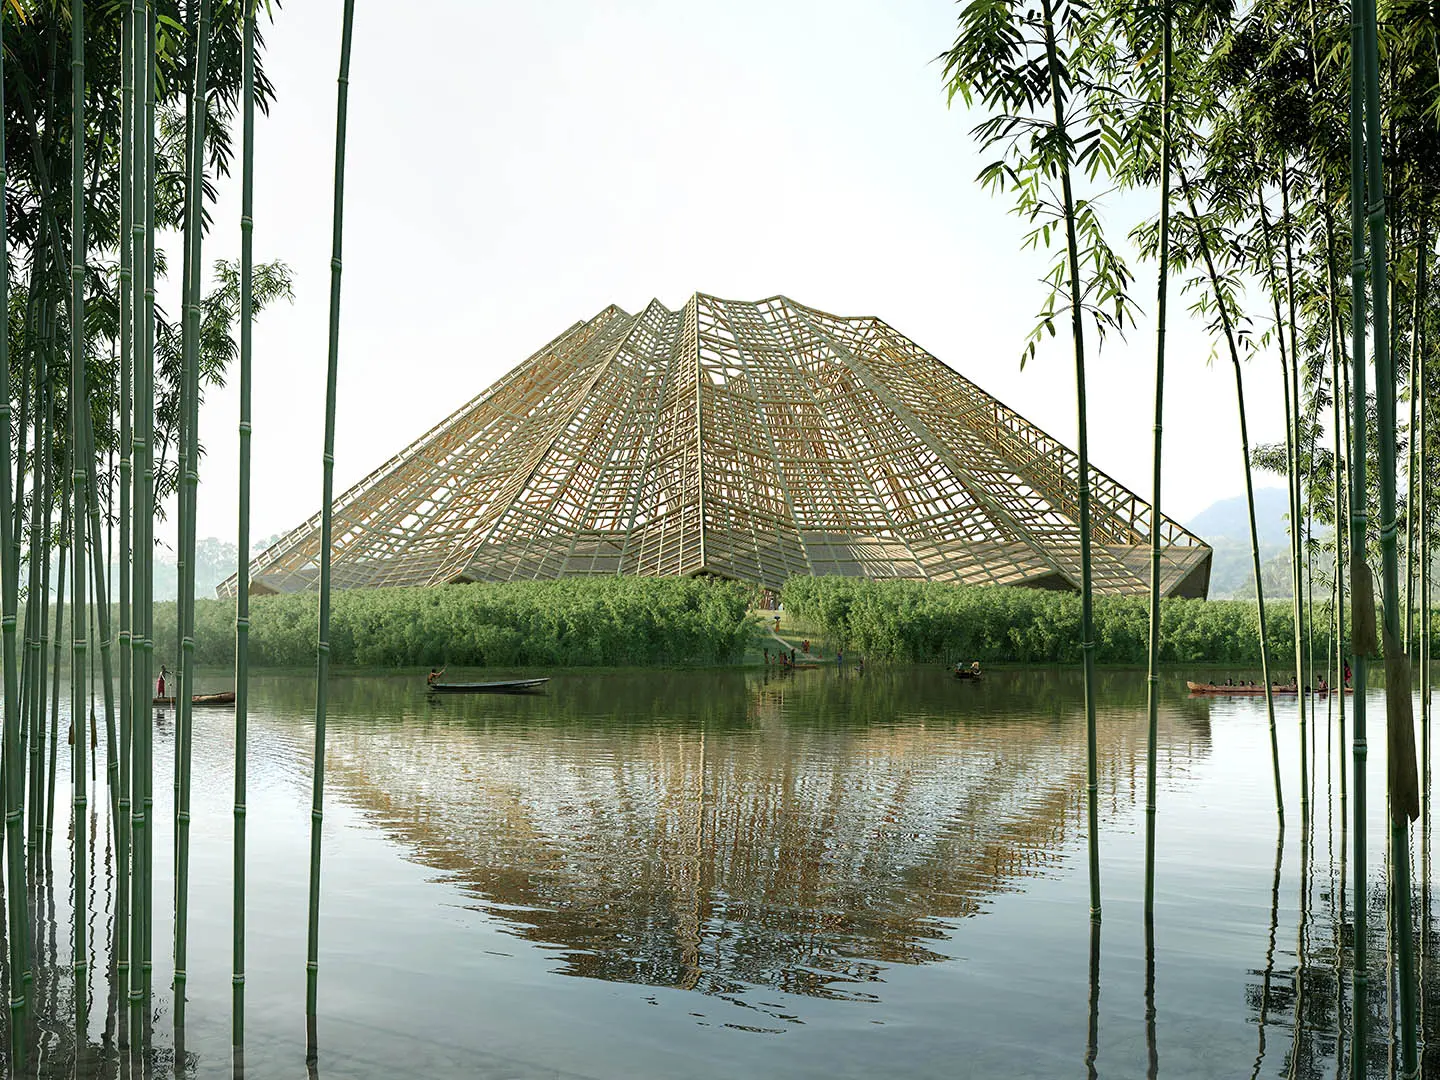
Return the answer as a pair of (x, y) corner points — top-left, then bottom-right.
(156, 665), (169, 699)
(427, 666), (446, 687)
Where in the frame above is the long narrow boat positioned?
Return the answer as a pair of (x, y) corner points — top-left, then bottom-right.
(153, 691), (237, 707)
(428, 678), (550, 694)
(1186, 681), (1353, 696)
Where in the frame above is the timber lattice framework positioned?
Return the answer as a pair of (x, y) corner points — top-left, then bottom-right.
(220, 293), (1211, 599)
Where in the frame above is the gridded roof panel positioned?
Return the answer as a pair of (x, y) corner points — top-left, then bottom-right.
(221, 294), (1211, 599)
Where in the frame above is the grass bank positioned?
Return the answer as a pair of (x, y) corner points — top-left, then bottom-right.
(144, 577), (756, 669)
(779, 576), (1434, 668)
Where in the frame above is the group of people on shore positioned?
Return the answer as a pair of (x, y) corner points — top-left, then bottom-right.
(762, 645), (862, 672)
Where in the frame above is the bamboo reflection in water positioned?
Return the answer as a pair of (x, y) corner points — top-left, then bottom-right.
(1145, 913), (1158, 1080)
(1249, 830), (1284, 1080)
(1086, 919), (1100, 1080)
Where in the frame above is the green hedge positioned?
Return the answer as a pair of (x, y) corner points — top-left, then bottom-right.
(141, 577), (756, 669)
(779, 576), (1396, 666)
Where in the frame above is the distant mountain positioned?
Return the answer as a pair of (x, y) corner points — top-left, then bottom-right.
(1185, 487), (1294, 547)
(1183, 489), (1341, 599)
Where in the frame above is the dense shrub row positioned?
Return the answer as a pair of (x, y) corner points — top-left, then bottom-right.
(141, 577), (756, 668)
(779, 576), (1414, 666)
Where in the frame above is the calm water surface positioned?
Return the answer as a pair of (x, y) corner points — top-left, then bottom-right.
(9, 666), (1440, 1077)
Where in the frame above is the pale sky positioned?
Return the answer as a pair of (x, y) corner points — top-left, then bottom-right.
(182, 0), (1287, 555)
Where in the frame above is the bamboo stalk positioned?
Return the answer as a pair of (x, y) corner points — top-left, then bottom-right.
(1280, 165), (1309, 826)
(1037, 0), (1100, 922)
(1404, 232), (1425, 657)
(0, 3), (29, 1059)
(1180, 165), (1284, 826)
(174, 0), (215, 1028)
(116, 0), (136, 1032)
(1347, 0), (1371, 1066)
(28, 336), (52, 869)
(135, 2), (158, 1019)
(1359, 0), (1419, 1066)
(69, 0), (91, 1049)
(1143, 0), (1172, 921)
(233, 0), (256, 1050)
(309, 2), (357, 1056)
(46, 473), (66, 859)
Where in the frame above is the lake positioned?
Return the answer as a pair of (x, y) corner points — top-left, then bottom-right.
(7, 666), (1437, 1077)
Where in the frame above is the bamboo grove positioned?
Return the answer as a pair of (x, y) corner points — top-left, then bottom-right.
(943, 0), (1439, 1066)
(0, 0), (318, 1070)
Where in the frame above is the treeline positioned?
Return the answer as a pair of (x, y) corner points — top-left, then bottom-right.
(139, 577), (755, 669)
(780, 577), (1435, 667)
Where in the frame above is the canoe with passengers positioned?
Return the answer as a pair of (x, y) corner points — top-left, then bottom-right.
(1186, 681), (1353, 696)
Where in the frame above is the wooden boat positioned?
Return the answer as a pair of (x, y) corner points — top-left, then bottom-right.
(428, 678), (550, 694)
(153, 691), (236, 707)
(954, 669), (982, 681)
(1186, 681), (1353, 696)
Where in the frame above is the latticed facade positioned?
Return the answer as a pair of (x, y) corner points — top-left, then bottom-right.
(221, 293), (1211, 599)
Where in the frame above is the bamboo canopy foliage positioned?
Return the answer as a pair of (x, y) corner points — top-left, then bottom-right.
(0, 0), (294, 1066)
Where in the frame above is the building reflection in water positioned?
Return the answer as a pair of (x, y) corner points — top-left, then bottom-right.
(310, 668), (1211, 1006)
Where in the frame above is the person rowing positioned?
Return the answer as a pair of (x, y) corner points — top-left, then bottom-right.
(427, 666), (447, 687)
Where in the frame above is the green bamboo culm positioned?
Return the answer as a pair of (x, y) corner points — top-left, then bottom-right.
(1358, 0), (1419, 1069)
(133, 0), (158, 1024)
(1035, 0), (1100, 922)
(308, 0), (356, 1059)
(1143, 0), (1172, 921)
(47, 474), (67, 858)
(0, 0), (29, 1062)
(1346, 0), (1370, 1066)
(1403, 233), (1425, 657)
(1280, 166), (1308, 828)
(68, 0), (91, 1052)
(1180, 165), (1284, 826)
(175, 0), (215, 1030)
(115, 0), (137, 1035)
(27, 324), (51, 869)
(233, 0), (257, 1052)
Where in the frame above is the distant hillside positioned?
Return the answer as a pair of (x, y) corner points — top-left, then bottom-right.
(1185, 489), (1320, 600)
(1185, 487), (1293, 547)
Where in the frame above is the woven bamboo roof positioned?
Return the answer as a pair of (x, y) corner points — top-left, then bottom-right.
(220, 293), (1211, 599)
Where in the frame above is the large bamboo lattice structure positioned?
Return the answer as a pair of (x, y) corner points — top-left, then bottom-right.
(221, 293), (1211, 599)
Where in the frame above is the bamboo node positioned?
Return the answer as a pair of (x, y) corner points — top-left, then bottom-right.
(234, 803), (247, 816)
(306, 961), (319, 972)
(239, 421), (253, 435)
(233, 974), (246, 986)
(311, 809), (323, 822)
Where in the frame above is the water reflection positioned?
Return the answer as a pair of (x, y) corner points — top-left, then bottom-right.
(301, 669), (1208, 1011)
(4, 669), (1440, 1077)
